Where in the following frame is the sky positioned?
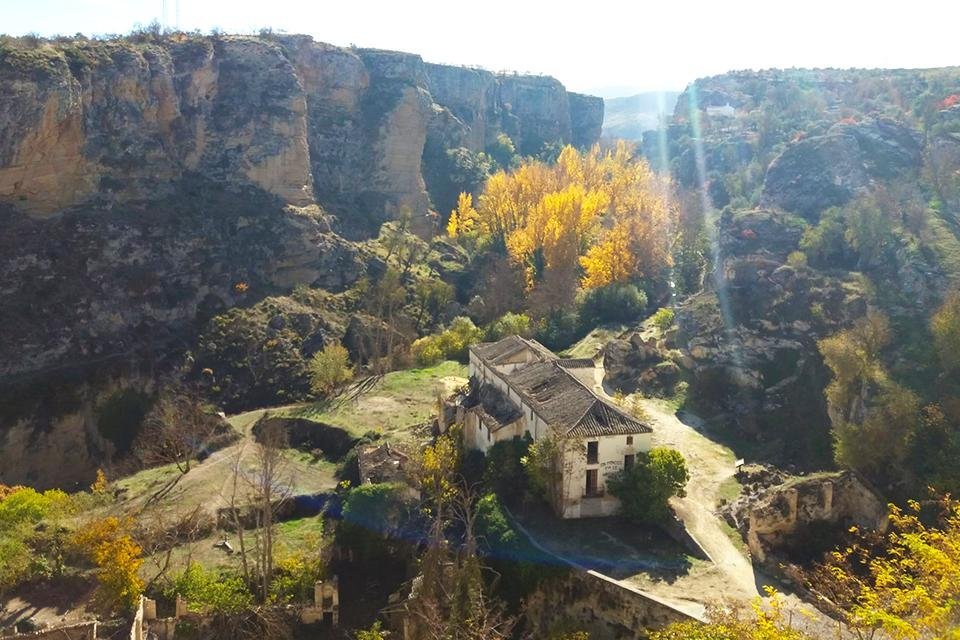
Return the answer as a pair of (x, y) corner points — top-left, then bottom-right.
(2, 0), (958, 96)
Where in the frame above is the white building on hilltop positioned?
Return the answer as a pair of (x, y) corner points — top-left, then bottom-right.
(464, 335), (652, 519)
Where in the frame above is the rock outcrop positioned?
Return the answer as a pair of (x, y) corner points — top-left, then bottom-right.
(762, 118), (922, 219)
(726, 471), (888, 566)
(676, 209), (868, 464)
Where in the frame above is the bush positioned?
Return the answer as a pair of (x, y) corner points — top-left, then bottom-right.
(607, 448), (689, 524)
(485, 133), (519, 171)
(165, 563), (253, 613)
(786, 250), (808, 268)
(486, 312), (533, 340)
(411, 316), (483, 366)
(339, 483), (419, 561)
(475, 493), (518, 552)
(309, 342), (354, 396)
(269, 547), (325, 604)
(578, 283), (648, 330)
(650, 307), (675, 332)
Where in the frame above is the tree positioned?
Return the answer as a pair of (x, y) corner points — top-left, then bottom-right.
(807, 496), (960, 639)
(931, 291), (960, 373)
(819, 312), (920, 478)
(608, 448), (689, 524)
(412, 317), (484, 366)
(486, 312), (533, 340)
(448, 192), (480, 239)
(70, 516), (144, 612)
(135, 386), (221, 479)
(413, 279), (454, 332)
(485, 133), (518, 171)
(452, 143), (677, 314)
(523, 433), (581, 513)
(651, 588), (815, 640)
(247, 422), (291, 601)
(309, 342), (354, 396)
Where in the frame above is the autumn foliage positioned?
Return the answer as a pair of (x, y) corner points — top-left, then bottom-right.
(808, 496), (960, 639)
(70, 516), (144, 612)
(939, 94), (960, 110)
(448, 143), (676, 311)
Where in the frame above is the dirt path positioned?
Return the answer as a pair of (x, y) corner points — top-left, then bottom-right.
(638, 399), (759, 599)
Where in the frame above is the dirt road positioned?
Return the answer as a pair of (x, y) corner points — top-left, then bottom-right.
(638, 399), (760, 599)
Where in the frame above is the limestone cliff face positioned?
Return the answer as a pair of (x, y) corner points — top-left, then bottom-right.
(0, 35), (602, 230)
(0, 35), (602, 379)
(0, 38), (315, 215)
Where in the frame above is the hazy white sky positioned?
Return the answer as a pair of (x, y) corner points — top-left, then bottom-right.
(2, 0), (958, 95)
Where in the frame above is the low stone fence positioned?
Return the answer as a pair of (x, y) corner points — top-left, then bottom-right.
(2, 622), (98, 640)
(526, 570), (701, 639)
(129, 578), (339, 640)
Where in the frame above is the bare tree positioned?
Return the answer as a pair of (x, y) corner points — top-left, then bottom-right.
(227, 444), (252, 586)
(405, 485), (516, 640)
(247, 422), (291, 601)
(135, 385), (222, 485)
(139, 505), (207, 591)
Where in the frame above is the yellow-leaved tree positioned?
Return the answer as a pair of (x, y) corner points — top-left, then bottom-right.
(70, 516), (144, 612)
(807, 496), (960, 640)
(448, 142), (677, 312)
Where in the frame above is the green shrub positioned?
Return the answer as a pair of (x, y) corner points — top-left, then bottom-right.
(164, 563), (253, 613)
(411, 316), (483, 366)
(475, 493), (518, 552)
(578, 283), (648, 330)
(650, 307), (675, 331)
(486, 312), (533, 340)
(607, 448), (689, 524)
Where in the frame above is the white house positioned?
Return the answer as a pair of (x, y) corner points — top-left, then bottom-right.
(464, 336), (653, 519)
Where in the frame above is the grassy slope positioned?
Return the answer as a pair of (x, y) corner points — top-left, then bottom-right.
(281, 360), (467, 441)
(560, 324), (629, 359)
(106, 361), (467, 578)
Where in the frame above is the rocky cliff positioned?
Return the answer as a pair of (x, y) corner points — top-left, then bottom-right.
(0, 35), (602, 233)
(0, 33), (602, 487)
(646, 67), (960, 467)
(0, 34), (602, 381)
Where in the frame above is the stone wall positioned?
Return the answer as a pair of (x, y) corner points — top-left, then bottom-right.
(742, 471), (888, 563)
(525, 570), (700, 639)
(3, 622), (97, 640)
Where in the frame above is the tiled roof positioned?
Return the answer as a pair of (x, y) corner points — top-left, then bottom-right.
(468, 384), (523, 432)
(471, 335), (555, 366)
(506, 361), (651, 437)
(556, 358), (596, 369)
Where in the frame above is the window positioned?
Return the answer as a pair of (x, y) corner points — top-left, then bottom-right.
(626, 435), (633, 446)
(624, 454), (636, 470)
(586, 441), (599, 464)
(585, 469), (599, 496)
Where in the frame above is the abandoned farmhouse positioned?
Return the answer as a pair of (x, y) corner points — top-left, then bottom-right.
(463, 336), (653, 519)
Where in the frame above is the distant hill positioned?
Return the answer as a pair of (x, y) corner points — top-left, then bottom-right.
(602, 91), (681, 139)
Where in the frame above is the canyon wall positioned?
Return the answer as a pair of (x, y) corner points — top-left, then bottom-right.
(0, 34), (602, 382)
(0, 33), (601, 487)
(0, 35), (602, 233)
